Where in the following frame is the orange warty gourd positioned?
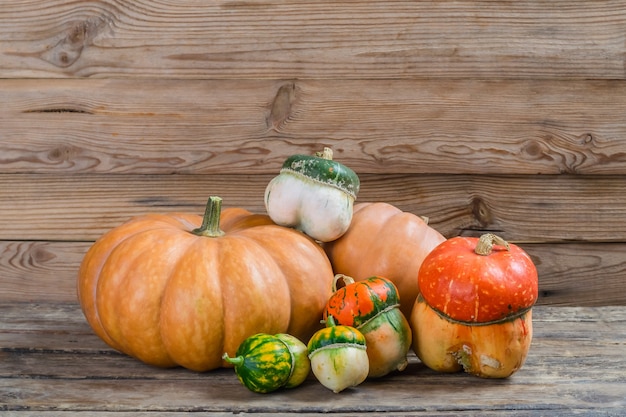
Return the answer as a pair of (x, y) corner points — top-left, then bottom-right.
(411, 234), (539, 378)
(323, 274), (412, 378)
(323, 202), (446, 317)
(77, 196), (334, 372)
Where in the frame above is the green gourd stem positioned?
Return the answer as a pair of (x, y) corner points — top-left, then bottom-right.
(192, 196), (225, 237)
(221, 352), (244, 366)
(475, 233), (510, 256)
(315, 147), (333, 160)
(325, 315), (337, 328)
(331, 274), (355, 292)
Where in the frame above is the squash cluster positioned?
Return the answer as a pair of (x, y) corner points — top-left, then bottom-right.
(77, 147), (539, 394)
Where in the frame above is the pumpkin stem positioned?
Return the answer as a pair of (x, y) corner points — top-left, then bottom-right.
(315, 147), (334, 160)
(332, 274), (355, 292)
(475, 233), (510, 256)
(222, 352), (244, 367)
(192, 196), (226, 238)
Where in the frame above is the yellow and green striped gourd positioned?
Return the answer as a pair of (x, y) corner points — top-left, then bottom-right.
(223, 333), (309, 393)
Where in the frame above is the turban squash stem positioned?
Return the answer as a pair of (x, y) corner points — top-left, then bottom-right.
(77, 196), (334, 372)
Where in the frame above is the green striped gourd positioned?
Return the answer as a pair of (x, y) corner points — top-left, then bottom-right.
(222, 333), (309, 393)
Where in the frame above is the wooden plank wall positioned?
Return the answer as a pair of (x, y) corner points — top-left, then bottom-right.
(1, 1), (625, 307)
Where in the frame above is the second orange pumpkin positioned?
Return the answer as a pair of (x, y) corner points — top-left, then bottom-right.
(323, 202), (446, 317)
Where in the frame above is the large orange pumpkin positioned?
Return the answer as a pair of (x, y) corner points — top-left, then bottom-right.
(323, 202), (446, 317)
(77, 196), (334, 372)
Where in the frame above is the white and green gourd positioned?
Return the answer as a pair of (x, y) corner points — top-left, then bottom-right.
(264, 147), (360, 242)
(307, 316), (369, 393)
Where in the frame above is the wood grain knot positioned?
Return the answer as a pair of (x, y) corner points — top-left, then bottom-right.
(39, 16), (110, 68)
(580, 133), (594, 145)
(267, 82), (297, 131)
(522, 139), (545, 158)
(29, 247), (56, 265)
(48, 145), (78, 163)
(471, 197), (493, 227)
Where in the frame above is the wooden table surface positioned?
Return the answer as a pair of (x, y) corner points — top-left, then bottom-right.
(1, 303), (624, 416)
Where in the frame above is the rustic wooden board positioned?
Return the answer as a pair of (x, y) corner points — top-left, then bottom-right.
(1, 240), (625, 307)
(2, 1), (626, 79)
(2, 78), (626, 176)
(1, 303), (624, 415)
(3, 413), (621, 417)
(1, 173), (624, 242)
